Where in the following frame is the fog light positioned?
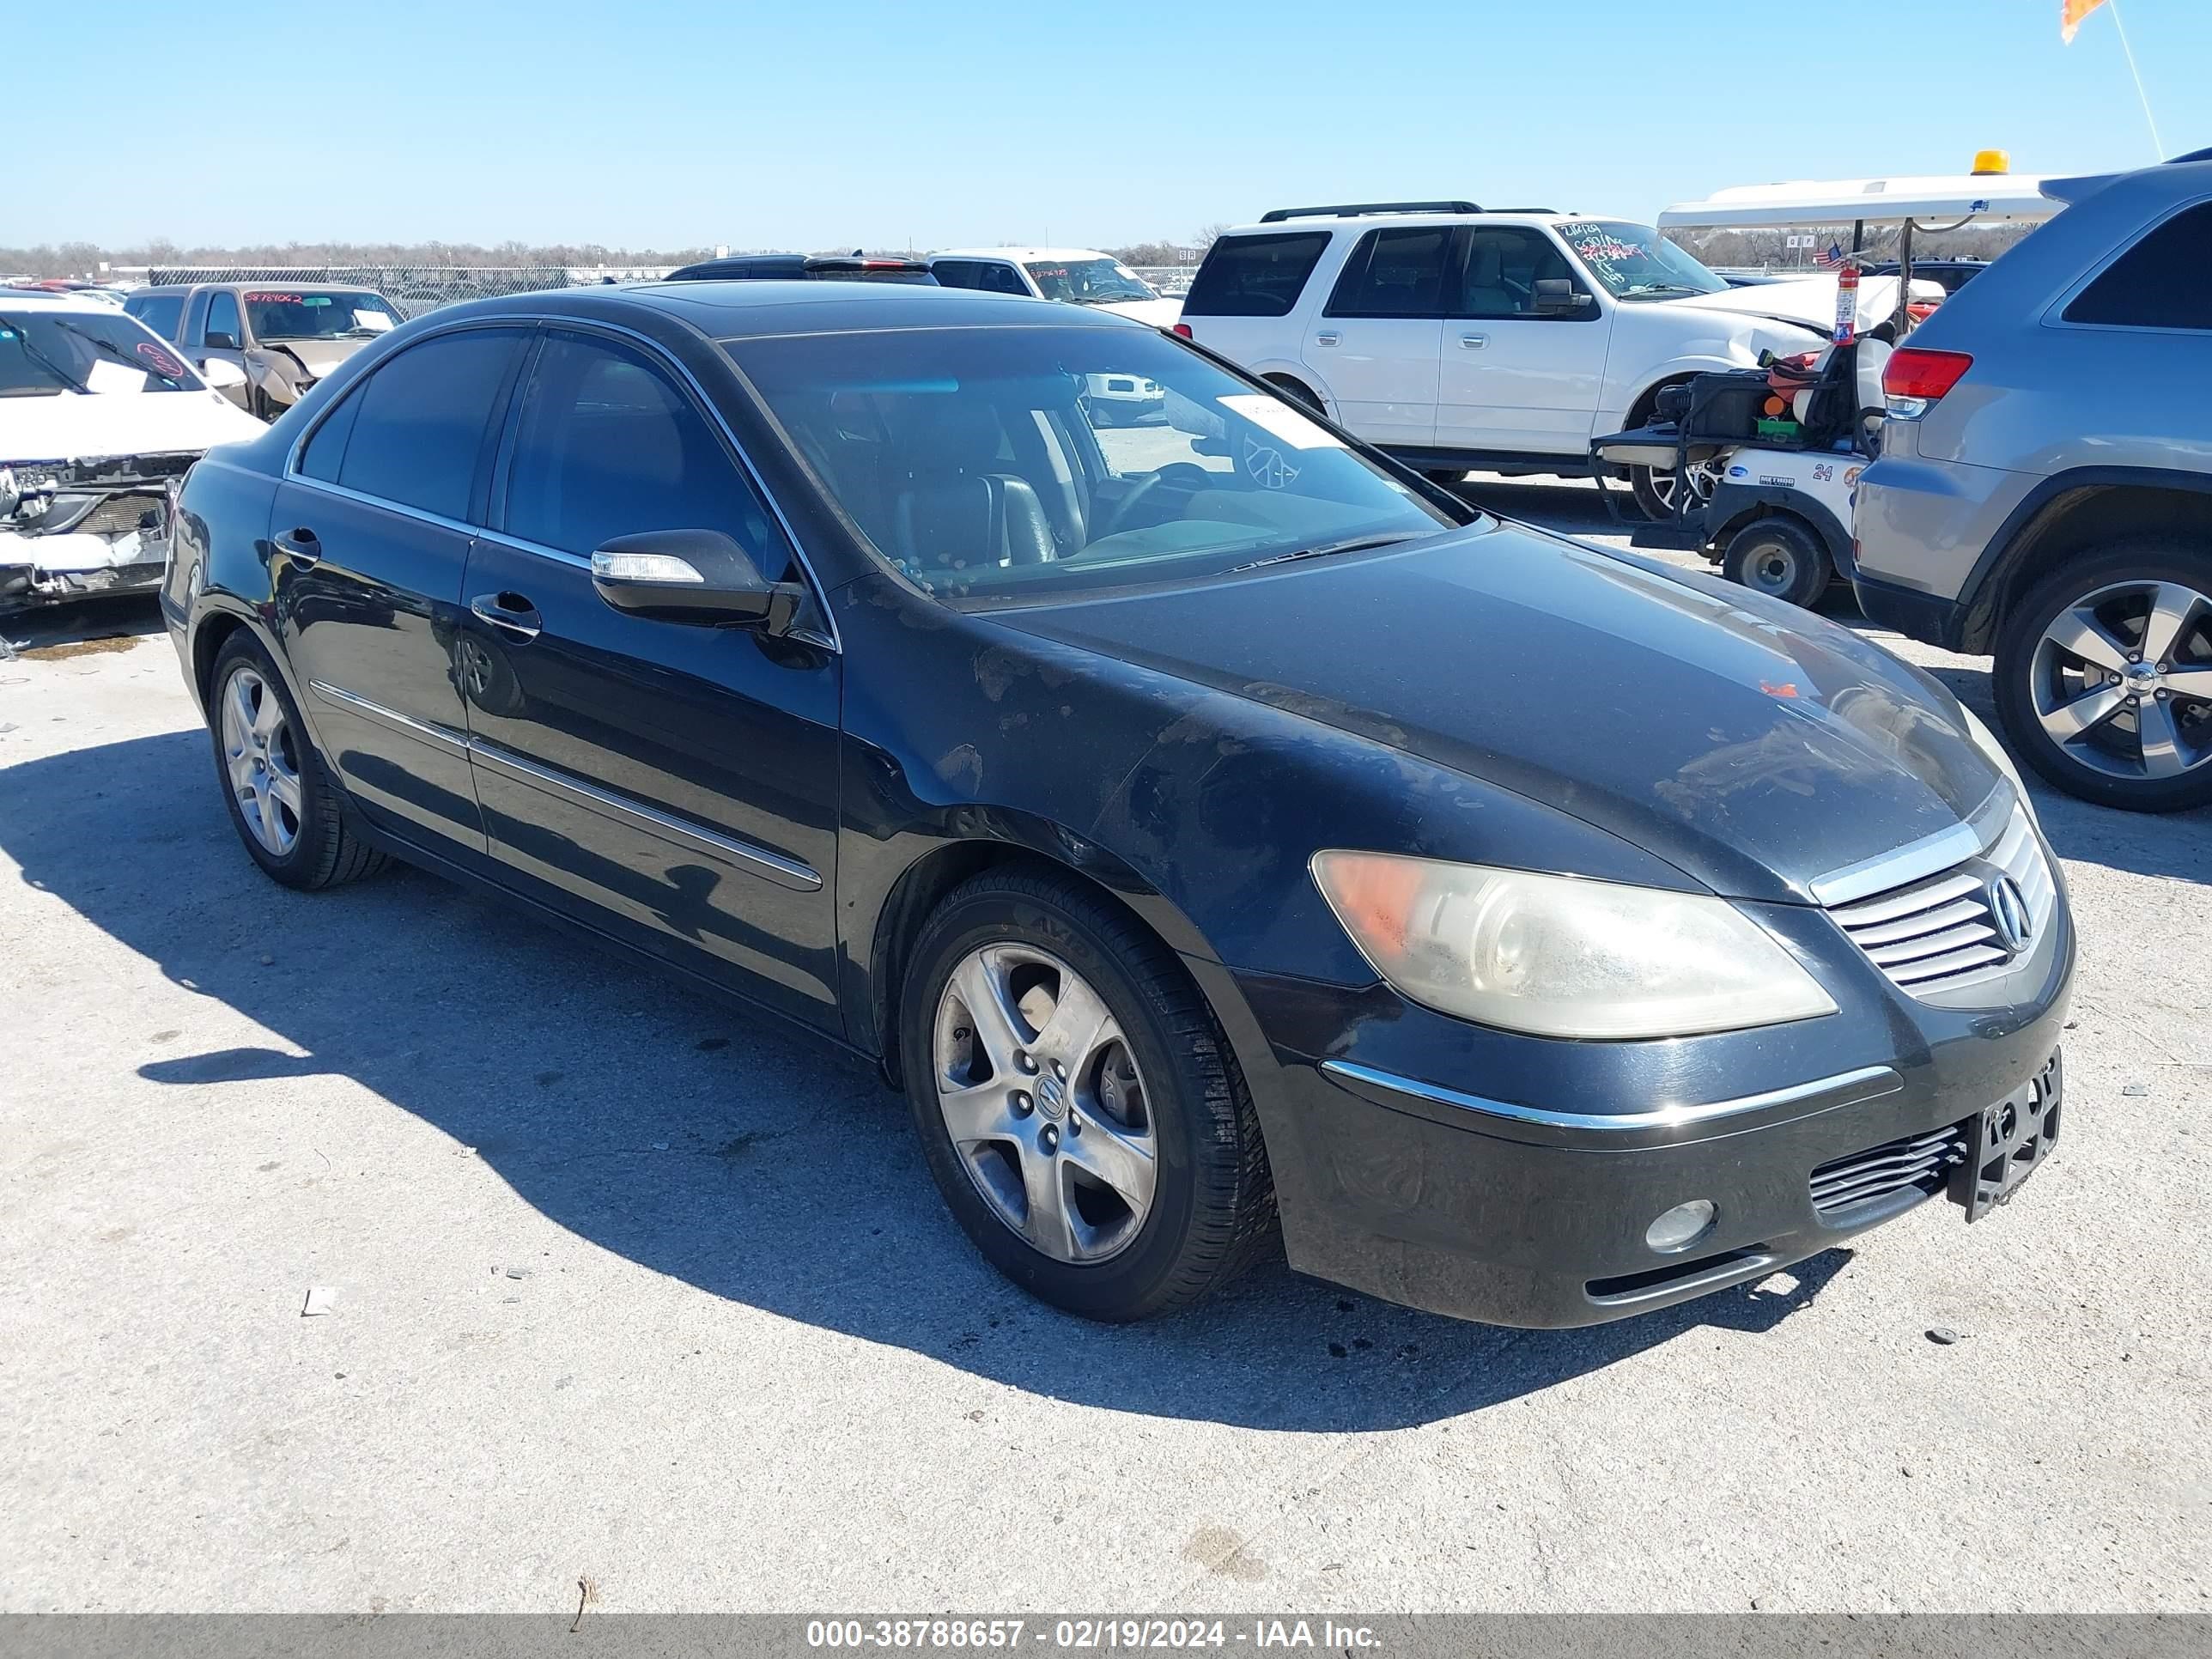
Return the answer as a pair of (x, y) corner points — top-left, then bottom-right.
(1645, 1200), (1717, 1254)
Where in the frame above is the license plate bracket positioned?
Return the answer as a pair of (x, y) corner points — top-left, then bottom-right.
(1954, 1053), (2063, 1222)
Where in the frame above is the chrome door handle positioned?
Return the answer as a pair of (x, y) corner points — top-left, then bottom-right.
(1459, 334), (1489, 349)
(470, 592), (542, 641)
(272, 527), (320, 565)
(1314, 331), (1341, 346)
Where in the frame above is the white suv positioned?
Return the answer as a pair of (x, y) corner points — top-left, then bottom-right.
(1177, 201), (1919, 515)
(929, 247), (1182, 328)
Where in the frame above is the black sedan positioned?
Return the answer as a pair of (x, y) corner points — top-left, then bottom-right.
(161, 282), (2075, 1328)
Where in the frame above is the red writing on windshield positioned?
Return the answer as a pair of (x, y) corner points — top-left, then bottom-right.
(244, 292), (301, 304)
(136, 342), (187, 379)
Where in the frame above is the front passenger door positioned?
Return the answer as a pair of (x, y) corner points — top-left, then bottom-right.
(460, 328), (844, 1030)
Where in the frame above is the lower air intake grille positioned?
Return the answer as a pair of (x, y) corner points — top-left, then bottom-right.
(1810, 1121), (1968, 1218)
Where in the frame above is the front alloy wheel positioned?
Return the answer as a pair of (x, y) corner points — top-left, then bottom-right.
(901, 870), (1275, 1321)
(1996, 543), (2212, 811)
(933, 944), (1157, 1263)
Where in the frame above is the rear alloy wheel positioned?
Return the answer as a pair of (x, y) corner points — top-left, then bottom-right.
(209, 633), (387, 888)
(1996, 543), (2212, 811)
(1723, 515), (1832, 611)
(901, 870), (1274, 1321)
(1629, 458), (1723, 522)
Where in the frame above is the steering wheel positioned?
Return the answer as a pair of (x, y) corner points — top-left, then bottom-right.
(1089, 463), (1211, 544)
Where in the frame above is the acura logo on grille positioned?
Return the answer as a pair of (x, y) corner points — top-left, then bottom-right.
(1988, 875), (2033, 954)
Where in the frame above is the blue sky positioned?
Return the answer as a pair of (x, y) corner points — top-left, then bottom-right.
(20, 0), (2203, 250)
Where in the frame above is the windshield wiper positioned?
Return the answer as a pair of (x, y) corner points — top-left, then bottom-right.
(1621, 283), (1705, 296)
(45, 314), (186, 383)
(0, 313), (93, 394)
(1230, 533), (1415, 574)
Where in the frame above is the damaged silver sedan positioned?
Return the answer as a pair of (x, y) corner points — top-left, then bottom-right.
(2, 289), (264, 613)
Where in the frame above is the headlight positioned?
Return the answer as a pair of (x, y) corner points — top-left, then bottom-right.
(1311, 852), (1836, 1040)
(1960, 706), (2034, 819)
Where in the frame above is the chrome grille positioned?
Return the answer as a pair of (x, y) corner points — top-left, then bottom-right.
(1810, 1121), (1968, 1218)
(1827, 805), (2057, 995)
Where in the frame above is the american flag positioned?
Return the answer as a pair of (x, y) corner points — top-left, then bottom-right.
(1813, 241), (1847, 269)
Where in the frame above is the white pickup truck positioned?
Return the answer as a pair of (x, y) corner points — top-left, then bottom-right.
(1176, 203), (1931, 517)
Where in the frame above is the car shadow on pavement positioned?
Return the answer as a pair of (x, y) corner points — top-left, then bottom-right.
(12, 730), (1859, 1432)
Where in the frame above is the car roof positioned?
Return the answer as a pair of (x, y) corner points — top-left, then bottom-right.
(0, 287), (136, 315)
(428, 279), (1135, 340)
(1219, 209), (1577, 236)
(931, 247), (1118, 263)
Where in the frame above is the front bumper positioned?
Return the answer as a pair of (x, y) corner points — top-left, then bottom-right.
(1, 527), (168, 611)
(1194, 847), (2075, 1328)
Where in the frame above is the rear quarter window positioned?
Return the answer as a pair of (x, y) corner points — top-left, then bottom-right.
(1182, 233), (1333, 318)
(2063, 200), (2212, 331)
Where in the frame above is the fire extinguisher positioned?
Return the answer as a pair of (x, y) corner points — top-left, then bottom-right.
(1833, 260), (1859, 346)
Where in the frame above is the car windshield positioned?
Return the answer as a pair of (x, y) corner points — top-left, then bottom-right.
(726, 324), (1466, 603)
(1023, 258), (1157, 305)
(1555, 222), (1729, 300)
(0, 308), (203, 398)
(243, 289), (400, 341)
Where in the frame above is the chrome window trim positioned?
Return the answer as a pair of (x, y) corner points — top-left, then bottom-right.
(306, 679), (471, 755)
(467, 738), (823, 893)
(1321, 1059), (1902, 1133)
(1807, 784), (2008, 908)
(281, 311), (841, 653)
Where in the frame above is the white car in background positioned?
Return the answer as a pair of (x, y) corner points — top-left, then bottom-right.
(1, 288), (263, 615)
(931, 248), (1181, 424)
(1176, 202), (1936, 517)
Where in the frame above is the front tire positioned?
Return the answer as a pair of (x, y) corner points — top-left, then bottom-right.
(1723, 515), (1832, 610)
(209, 633), (387, 889)
(1629, 459), (1723, 522)
(1993, 539), (2212, 812)
(900, 869), (1274, 1322)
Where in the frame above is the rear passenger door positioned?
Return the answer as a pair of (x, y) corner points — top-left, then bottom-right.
(460, 326), (844, 1031)
(270, 324), (530, 862)
(1306, 226), (1448, 447)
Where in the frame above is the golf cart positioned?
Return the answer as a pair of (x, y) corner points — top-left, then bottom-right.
(1590, 157), (2064, 608)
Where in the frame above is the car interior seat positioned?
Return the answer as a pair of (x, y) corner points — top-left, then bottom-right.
(885, 397), (1056, 572)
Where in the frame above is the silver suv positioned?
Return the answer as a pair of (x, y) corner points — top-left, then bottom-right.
(1854, 151), (2212, 813)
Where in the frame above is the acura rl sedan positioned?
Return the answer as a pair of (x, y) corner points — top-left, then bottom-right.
(161, 282), (2075, 1328)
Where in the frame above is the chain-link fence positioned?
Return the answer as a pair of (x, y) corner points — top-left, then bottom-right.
(139, 265), (657, 319)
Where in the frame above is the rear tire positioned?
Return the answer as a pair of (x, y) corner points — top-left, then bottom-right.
(900, 869), (1275, 1322)
(1262, 374), (1324, 416)
(1993, 538), (2212, 812)
(1723, 516), (1832, 611)
(208, 632), (387, 890)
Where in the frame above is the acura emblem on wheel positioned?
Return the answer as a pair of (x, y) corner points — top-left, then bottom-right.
(1989, 875), (2033, 955)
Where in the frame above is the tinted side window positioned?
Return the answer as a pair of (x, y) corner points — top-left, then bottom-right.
(205, 291), (241, 343)
(933, 260), (981, 289)
(337, 328), (522, 520)
(1326, 228), (1453, 318)
(1455, 227), (1579, 319)
(502, 331), (786, 568)
(131, 293), (185, 338)
(977, 264), (1029, 296)
(2063, 202), (2212, 330)
(298, 386), (363, 483)
(1182, 233), (1332, 318)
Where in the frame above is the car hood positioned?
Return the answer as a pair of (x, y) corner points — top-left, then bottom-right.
(255, 337), (374, 375)
(1091, 297), (1182, 327)
(989, 523), (2002, 903)
(1668, 273), (1911, 333)
(0, 388), (264, 464)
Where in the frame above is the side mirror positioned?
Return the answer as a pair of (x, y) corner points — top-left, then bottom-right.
(590, 529), (806, 631)
(201, 358), (247, 391)
(1533, 279), (1593, 315)
(204, 331), (240, 351)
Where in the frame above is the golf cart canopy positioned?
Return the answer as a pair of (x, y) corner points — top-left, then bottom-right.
(1658, 173), (2066, 231)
